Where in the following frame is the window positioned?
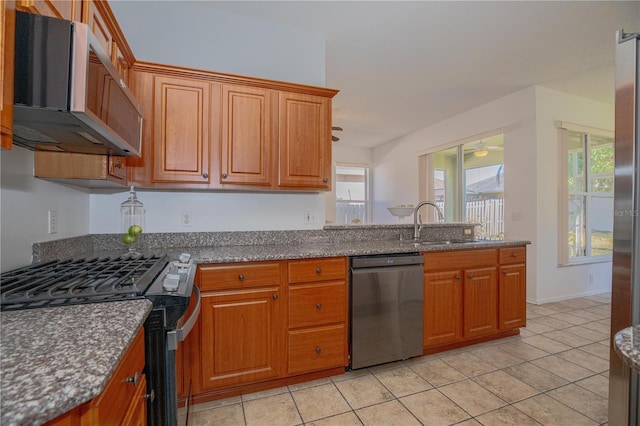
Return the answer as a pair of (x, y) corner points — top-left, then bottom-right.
(560, 124), (614, 263)
(423, 133), (504, 240)
(334, 164), (370, 224)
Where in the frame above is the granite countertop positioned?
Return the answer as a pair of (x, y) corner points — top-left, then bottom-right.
(155, 239), (530, 264)
(613, 325), (640, 372)
(0, 299), (153, 426)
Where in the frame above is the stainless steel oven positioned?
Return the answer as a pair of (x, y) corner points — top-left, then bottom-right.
(0, 253), (200, 425)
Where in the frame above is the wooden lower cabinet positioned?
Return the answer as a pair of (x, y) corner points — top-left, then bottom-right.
(463, 266), (498, 338)
(423, 270), (462, 347)
(197, 289), (285, 390)
(45, 328), (146, 426)
(288, 323), (346, 375)
(423, 246), (526, 351)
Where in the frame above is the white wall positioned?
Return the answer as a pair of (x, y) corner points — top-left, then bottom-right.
(90, 190), (326, 233)
(0, 147), (90, 271)
(109, 1), (326, 87)
(533, 86), (613, 303)
(370, 86), (613, 303)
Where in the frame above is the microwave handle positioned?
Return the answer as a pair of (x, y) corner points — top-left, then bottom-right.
(167, 285), (201, 351)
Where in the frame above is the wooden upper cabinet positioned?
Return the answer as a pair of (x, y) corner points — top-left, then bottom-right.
(220, 85), (275, 186)
(278, 92), (331, 189)
(17, 0), (81, 21)
(152, 76), (212, 183)
(83, 0), (112, 57)
(1, 0), (15, 150)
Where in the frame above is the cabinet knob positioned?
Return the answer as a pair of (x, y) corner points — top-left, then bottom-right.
(145, 389), (156, 402)
(316, 267), (322, 274)
(272, 294), (279, 300)
(455, 275), (461, 280)
(467, 274), (473, 279)
(238, 274), (245, 281)
(315, 346), (322, 354)
(503, 270), (509, 275)
(202, 173), (209, 179)
(114, 161), (123, 169)
(316, 302), (322, 309)
(511, 253), (518, 257)
(222, 173), (228, 179)
(323, 177), (329, 183)
(126, 371), (140, 387)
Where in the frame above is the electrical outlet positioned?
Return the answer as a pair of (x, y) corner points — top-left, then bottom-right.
(304, 212), (316, 224)
(181, 212), (192, 227)
(463, 227), (472, 236)
(48, 210), (58, 234)
(511, 212), (522, 221)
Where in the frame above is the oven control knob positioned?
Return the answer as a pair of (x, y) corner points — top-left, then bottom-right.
(163, 274), (181, 292)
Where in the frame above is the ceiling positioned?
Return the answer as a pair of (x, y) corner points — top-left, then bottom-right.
(125, 1), (640, 149)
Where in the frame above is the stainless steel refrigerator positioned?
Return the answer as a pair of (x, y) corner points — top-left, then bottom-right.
(610, 29), (640, 426)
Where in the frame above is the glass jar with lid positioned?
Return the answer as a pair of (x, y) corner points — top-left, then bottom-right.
(120, 186), (145, 254)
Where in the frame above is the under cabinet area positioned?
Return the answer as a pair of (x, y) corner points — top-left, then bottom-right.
(423, 245), (527, 352)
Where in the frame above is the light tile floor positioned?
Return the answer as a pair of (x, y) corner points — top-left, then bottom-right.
(183, 293), (612, 426)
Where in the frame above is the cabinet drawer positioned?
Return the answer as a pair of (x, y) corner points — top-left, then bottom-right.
(499, 247), (526, 265)
(289, 282), (346, 328)
(198, 262), (281, 291)
(288, 324), (346, 374)
(423, 249), (497, 271)
(82, 328), (145, 425)
(288, 258), (346, 283)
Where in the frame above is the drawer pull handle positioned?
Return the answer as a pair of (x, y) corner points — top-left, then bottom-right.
(316, 303), (322, 309)
(126, 371), (140, 387)
(316, 267), (322, 274)
(511, 253), (519, 257)
(238, 274), (245, 281)
(455, 275), (461, 280)
(272, 294), (279, 300)
(315, 346), (322, 354)
(145, 389), (155, 402)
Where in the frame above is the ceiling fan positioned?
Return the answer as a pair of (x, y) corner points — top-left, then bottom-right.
(468, 140), (503, 157)
(332, 126), (343, 142)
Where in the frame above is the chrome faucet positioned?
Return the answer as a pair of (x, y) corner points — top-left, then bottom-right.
(413, 201), (444, 240)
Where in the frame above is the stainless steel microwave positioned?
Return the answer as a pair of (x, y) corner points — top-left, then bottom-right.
(13, 11), (143, 157)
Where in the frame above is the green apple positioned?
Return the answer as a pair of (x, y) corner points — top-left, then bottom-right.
(128, 225), (143, 236)
(122, 233), (136, 244)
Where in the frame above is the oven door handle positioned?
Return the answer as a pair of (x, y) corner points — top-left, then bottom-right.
(167, 285), (201, 351)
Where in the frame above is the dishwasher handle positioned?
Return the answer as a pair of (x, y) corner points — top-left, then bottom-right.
(167, 285), (201, 351)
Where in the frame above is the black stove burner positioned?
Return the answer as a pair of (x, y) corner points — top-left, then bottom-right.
(0, 255), (169, 311)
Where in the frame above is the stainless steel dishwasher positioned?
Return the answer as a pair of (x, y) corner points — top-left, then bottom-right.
(349, 253), (424, 369)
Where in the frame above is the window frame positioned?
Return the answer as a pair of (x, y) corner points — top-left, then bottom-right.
(333, 162), (371, 225)
(557, 122), (614, 265)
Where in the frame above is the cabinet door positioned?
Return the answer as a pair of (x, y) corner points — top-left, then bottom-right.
(499, 264), (526, 330)
(463, 266), (498, 338)
(1, 0), (15, 150)
(220, 85), (274, 186)
(278, 92), (331, 189)
(16, 0), (80, 20)
(152, 76), (211, 183)
(424, 270), (463, 347)
(83, 0), (112, 58)
(198, 289), (284, 390)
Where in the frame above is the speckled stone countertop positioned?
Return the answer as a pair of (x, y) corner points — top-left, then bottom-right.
(172, 239), (530, 264)
(613, 325), (640, 372)
(0, 300), (152, 425)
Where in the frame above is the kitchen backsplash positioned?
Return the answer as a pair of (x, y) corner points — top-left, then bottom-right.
(32, 223), (478, 262)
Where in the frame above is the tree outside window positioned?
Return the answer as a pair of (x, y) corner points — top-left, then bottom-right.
(565, 129), (614, 261)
